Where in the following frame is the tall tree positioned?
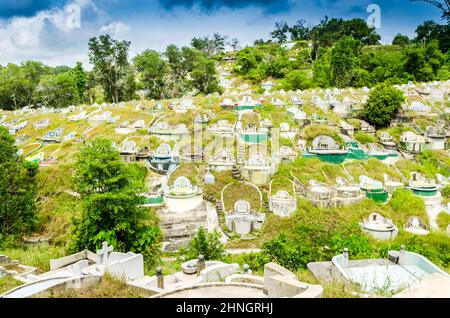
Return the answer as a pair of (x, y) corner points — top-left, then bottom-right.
(230, 38), (240, 51)
(290, 19), (311, 41)
(71, 62), (88, 103)
(133, 50), (171, 100)
(70, 138), (161, 264)
(191, 33), (227, 56)
(392, 34), (411, 46)
(271, 21), (290, 43)
(0, 61), (50, 109)
(88, 34), (134, 103)
(414, 20), (450, 52)
(0, 127), (38, 242)
(405, 40), (444, 81)
(330, 36), (361, 88)
(310, 17), (380, 60)
(190, 55), (222, 95)
(36, 71), (79, 108)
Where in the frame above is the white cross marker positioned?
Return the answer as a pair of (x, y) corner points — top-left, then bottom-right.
(97, 241), (114, 268)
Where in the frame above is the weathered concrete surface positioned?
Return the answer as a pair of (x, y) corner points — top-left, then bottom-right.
(394, 273), (450, 298)
(153, 282), (267, 298)
(264, 262), (323, 298)
(265, 275), (308, 298)
(307, 259), (391, 284)
(199, 263), (240, 283)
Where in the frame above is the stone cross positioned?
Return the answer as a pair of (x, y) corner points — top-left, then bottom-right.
(97, 241), (114, 268)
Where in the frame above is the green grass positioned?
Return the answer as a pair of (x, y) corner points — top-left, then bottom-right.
(302, 125), (343, 146)
(240, 112), (260, 128)
(222, 181), (262, 212)
(437, 212), (450, 232)
(0, 276), (23, 295)
(269, 177), (294, 196)
(226, 190), (450, 272)
(354, 131), (376, 145)
(275, 157), (347, 185)
(167, 163), (199, 185)
(203, 170), (234, 202)
(0, 245), (67, 273)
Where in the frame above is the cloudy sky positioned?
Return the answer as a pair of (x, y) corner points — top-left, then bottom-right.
(0, 0), (444, 67)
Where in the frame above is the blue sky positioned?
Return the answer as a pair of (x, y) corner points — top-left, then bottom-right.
(0, 0), (444, 67)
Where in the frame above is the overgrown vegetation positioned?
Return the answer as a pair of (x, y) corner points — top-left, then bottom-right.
(0, 127), (38, 247)
(0, 276), (23, 295)
(179, 227), (225, 261)
(69, 138), (162, 267)
(236, 190), (450, 273)
(363, 83), (405, 128)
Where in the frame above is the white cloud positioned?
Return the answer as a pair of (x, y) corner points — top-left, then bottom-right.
(0, 0), (441, 67)
(0, 0), (102, 66)
(99, 21), (131, 39)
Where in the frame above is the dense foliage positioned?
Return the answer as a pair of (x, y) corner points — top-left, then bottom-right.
(257, 193), (450, 272)
(88, 35), (136, 103)
(0, 127), (38, 245)
(69, 138), (161, 265)
(0, 35), (222, 110)
(134, 45), (222, 99)
(180, 227), (225, 261)
(234, 18), (450, 89)
(363, 83), (405, 128)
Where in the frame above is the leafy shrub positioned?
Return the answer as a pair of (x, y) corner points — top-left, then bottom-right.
(180, 227), (225, 261)
(363, 83), (405, 128)
(354, 131), (375, 145)
(69, 138), (162, 266)
(330, 233), (373, 258)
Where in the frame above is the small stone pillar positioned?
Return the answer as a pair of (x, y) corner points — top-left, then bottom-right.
(243, 264), (250, 274)
(342, 248), (349, 268)
(156, 267), (164, 289)
(197, 255), (205, 276)
(399, 245), (406, 265)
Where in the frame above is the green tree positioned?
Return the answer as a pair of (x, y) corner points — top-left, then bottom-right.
(0, 61), (50, 109)
(270, 21), (290, 43)
(191, 33), (227, 56)
(309, 17), (380, 60)
(312, 49), (332, 87)
(414, 20), (450, 52)
(363, 83), (405, 128)
(88, 34), (135, 103)
(133, 50), (171, 99)
(330, 36), (361, 88)
(36, 71), (79, 108)
(392, 34), (411, 46)
(290, 19), (310, 41)
(0, 64), (32, 109)
(230, 37), (240, 51)
(0, 127), (38, 243)
(71, 62), (88, 102)
(282, 69), (312, 90)
(69, 138), (161, 265)
(181, 227), (225, 261)
(235, 47), (258, 75)
(190, 55), (223, 95)
(405, 40), (444, 81)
